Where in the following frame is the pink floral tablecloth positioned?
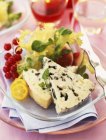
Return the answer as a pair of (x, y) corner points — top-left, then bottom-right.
(0, 0), (106, 139)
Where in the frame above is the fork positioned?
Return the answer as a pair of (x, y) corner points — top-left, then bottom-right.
(79, 25), (106, 99)
(96, 76), (106, 99)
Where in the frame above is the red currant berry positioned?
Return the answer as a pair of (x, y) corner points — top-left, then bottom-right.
(4, 43), (11, 51)
(3, 66), (10, 73)
(10, 64), (17, 72)
(5, 72), (12, 79)
(5, 61), (11, 67)
(4, 53), (12, 60)
(13, 54), (18, 61)
(17, 55), (22, 61)
(13, 54), (22, 61)
(13, 54), (17, 61)
(12, 72), (19, 79)
(12, 38), (19, 45)
(15, 47), (23, 54)
(8, 57), (16, 65)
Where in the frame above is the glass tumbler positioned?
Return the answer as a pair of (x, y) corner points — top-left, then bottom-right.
(30, 0), (68, 24)
(74, 0), (106, 35)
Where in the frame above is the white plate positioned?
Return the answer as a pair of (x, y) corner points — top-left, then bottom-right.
(0, 28), (104, 121)
(0, 59), (104, 122)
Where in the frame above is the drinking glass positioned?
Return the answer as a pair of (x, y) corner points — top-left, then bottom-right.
(74, 0), (106, 35)
(30, 0), (68, 24)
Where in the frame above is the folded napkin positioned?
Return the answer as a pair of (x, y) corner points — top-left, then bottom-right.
(2, 90), (97, 133)
(1, 71), (97, 133)
(2, 95), (97, 133)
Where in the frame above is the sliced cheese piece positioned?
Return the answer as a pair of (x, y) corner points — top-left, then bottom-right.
(42, 58), (94, 114)
(49, 70), (94, 114)
(23, 69), (52, 109)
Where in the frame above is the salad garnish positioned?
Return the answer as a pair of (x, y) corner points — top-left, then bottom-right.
(17, 25), (83, 73)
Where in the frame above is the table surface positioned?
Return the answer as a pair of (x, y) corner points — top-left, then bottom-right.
(0, 0), (106, 139)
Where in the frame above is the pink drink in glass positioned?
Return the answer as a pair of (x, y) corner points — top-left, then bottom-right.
(31, 0), (68, 23)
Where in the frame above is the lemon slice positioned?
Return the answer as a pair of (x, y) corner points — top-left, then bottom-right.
(11, 78), (27, 89)
(11, 83), (28, 101)
(10, 78), (29, 101)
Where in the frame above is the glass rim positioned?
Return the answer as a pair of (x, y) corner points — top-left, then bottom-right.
(74, 0), (106, 22)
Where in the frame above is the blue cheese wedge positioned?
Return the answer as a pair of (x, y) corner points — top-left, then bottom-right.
(50, 71), (94, 114)
(22, 69), (52, 109)
(42, 57), (94, 114)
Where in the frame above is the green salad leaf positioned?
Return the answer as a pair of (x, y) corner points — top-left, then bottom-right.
(7, 1), (13, 13)
(39, 68), (50, 90)
(77, 65), (86, 75)
(42, 68), (49, 80)
(77, 65), (89, 79)
(32, 40), (48, 52)
(38, 55), (45, 62)
(61, 29), (72, 35)
(26, 57), (35, 67)
(83, 73), (89, 79)
(39, 82), (46, 89)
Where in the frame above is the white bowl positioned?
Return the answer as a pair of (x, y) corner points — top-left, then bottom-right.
(0, 0), (30, 36)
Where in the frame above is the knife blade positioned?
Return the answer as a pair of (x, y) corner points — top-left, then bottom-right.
(80, 26), (106, 84)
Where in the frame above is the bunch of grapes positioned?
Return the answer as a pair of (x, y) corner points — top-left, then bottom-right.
(3, 38), (23, 79)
